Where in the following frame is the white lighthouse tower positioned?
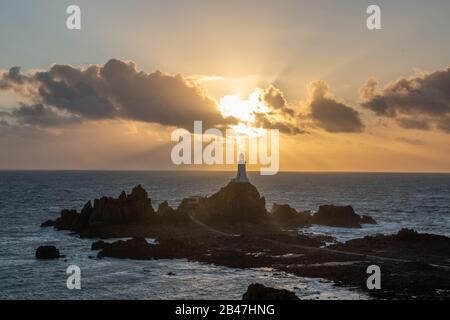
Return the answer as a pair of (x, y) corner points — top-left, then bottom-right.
(232, 153), (249, 183)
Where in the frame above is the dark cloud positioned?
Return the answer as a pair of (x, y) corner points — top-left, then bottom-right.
(262, 85), (296, 116)
(0, 59), (237, 129)
(306, 81), (364, 133)
(253, 112), (305, 135)
(397, 117), (431, 130)
(360, 67), (450, 132)
(12, 104), (81, 127)
(248, 85), (303, 135)
(437, 116), (450, 133)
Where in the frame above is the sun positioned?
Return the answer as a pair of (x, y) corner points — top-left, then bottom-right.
(218, 89), (269, 123)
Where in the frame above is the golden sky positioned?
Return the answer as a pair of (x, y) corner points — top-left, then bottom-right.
(1, 1), (450, 172)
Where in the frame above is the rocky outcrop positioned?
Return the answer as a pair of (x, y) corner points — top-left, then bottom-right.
(40, 219), (56, 227)
(157, 201), (189, 225)
(194, 181), (268, 223)
(332, 229), (450, 262)
(311, 205), (376, 228)
(42, 185), (156, 231)
(96, 237), (154, 259)
(89, 185), (155, 226)
(242, 283), (299, 300)
(35, 246), (61, 259)
(91, 240), (107, 250)
(270, 203), (311, 227)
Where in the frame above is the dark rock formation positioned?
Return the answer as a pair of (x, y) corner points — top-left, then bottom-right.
(42, 185), (156, 231)
(157, 201), (189, 225)
(91, 240), (107, 250)
(35, 246), (61, 259)
(55, 209), (78, 230)
(332, 229), (450, 263)
(361, 215), (377, 224)
(40, 219), (55, 227)
(89, 185), (155, 226)
(311, 205), (376, 228)
(242, 283), (299, 300)
(194, 181), (267, 223)
(97, 237), (153, 259)
(270, 203), (311, 227)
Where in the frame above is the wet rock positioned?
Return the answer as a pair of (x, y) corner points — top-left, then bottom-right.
(271, 203), (311, 227)
(40, 219), (56, 227)
(36, 246), (61, 259)
(42, 185), (157, 231)
(194, 181), (268, 223)
(311, 205), (376, 228)
(242, 283), (299, 300)
(89, 185), (155, 226)
(54, 209), (78, 230)
(97, 237), (154, 259)
(333, 228), (450, 262)
(361, 215), (377, 225)
(91, 240), (107, 250)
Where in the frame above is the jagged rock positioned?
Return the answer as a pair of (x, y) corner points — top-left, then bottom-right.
(361, 215), (377, 225)
(89, 185), (155, 226)
(97, 237), (154, 259)
(42, 185), (157, 231)
(74, 201), (93, 229)
(242, 283), (299, 300)
(55, 209), (78, 230)
(270, 203), (311, 227)
(35, 246), (61, 259)
(40, 219), (56, 227)
(333, 229), (450, 259)
(157, 201), (176, 216)
(194, 181), (267, 223)
(91, 240), (107, 250)
(311, 205), (376, 228)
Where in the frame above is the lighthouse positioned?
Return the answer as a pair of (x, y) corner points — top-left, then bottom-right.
(232, 153), (249, 183)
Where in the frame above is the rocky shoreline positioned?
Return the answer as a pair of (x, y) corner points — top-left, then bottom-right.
(39, 182), (450, 300)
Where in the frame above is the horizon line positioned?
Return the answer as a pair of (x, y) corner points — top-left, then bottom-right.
(0, 169), (450, 174)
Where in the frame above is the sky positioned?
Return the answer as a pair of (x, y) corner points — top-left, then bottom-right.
(1, 0), (450, 172)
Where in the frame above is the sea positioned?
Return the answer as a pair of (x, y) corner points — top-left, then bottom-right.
(0, 171), (449, 300)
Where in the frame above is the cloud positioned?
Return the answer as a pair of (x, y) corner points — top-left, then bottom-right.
(12, 103), (81, 127)
(360, 66), (450, 132)
(438, 116), (450, 133)
(305, 80), (364, 133)
(251, 85), (304, 135)
(262, 85), (295, 116)
(0, 59), (237, 129)
(253, 112), (305, 135)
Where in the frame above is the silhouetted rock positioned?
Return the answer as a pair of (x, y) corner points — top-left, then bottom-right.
(40, 219), (56, 227)
(242, 283), (299, 300)
(157, 201), (176, 216)
(54, 209), (78, 230)
(89, 185), (155, 226)
(270, 203), (311, 227)
(36, 246), (61, 259)
(333, 228), (450, 262)
(42, 185), (157, 231)
(194, 181), (267, 223)
(97, 237), (153, 259)
(311, 205), (376, 228)
(361, 215), (377, 225)
(91, 240), (107, 250)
